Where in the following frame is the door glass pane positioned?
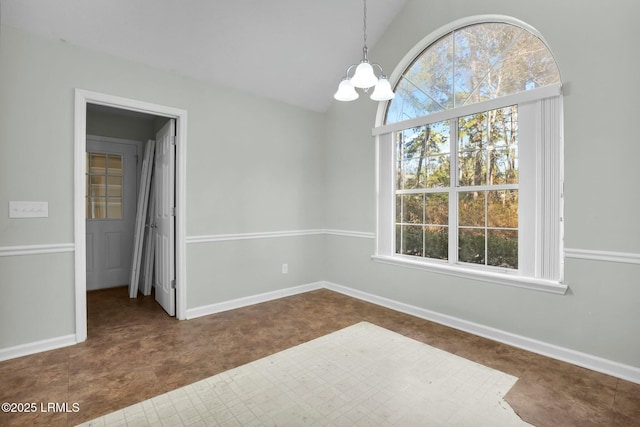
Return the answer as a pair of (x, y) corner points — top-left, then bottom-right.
(107, 154), (122, 174)
(90, 176), (106, 196)
(90, 153), (106, 174)
(107, 200), (122, 219)
(86, 152), (123, 220)
(89, 200), (107, 219)
(107, 176), (122, 197)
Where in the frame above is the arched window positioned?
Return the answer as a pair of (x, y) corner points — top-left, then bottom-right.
(373, 17), (566, 294)
(386, 22), (560, 123)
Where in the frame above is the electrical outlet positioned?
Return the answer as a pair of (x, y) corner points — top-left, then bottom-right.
(282, 264), (288, 274)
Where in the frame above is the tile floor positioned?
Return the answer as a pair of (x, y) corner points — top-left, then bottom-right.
(0, 287), (639, 426)
(78, 322), (530, 427)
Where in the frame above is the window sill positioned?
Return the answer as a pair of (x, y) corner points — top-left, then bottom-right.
(371, 255), (568, 295)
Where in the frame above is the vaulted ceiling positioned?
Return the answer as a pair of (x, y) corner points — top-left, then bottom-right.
(1, 0), (406, 111)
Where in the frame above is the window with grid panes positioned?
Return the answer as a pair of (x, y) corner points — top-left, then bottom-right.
(396, 105), (518, 269)
(373, 19), (565, 292)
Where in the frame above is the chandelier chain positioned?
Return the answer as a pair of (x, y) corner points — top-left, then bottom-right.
(333, 0), (395, 101)
(363, 0), (367, 47)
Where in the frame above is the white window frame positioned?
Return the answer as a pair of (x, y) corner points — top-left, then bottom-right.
(372, 16), (567, 294)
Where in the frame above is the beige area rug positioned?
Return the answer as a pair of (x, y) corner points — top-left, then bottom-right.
(78, 322), (531, 427)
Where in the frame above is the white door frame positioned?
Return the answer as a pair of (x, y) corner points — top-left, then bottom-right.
(74, 89), (188, 343)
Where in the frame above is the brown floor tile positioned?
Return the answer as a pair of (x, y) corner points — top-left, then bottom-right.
(1, 286), (639, 427)
(0, 409), (68, 427)
(505, 377), (616, 427)
(611, 379), (640, 426)
(67, 366), (162, 425)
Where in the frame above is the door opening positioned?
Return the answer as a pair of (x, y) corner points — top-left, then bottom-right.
(74, 89), (188, 343)
(85, 134), (141, 291)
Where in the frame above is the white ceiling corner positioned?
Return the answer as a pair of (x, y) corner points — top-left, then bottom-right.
(0, 0), (406, 112)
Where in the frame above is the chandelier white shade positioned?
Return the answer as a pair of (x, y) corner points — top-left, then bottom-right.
(370, 76), (394, 101)
(350, 61), (378, 88)
(334, 0), (395, 102)
(334, 79), (359, 101)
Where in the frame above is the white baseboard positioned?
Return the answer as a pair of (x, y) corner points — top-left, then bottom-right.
(0, 334), (77, 362)
(4, 281), (639, 385)
(322, 281), (640, 385)
(185, 282), (324, 319)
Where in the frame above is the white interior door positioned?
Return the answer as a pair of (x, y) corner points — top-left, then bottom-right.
(129, 140), (155, 298)
(141, 174), (156, 296)
(86, 138), (138, 290)
(153, 119), (176, 316)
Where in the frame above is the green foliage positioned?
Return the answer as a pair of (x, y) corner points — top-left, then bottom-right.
(458, 229), (485, 264)
(425, 227), (448, 260)
(458, 229), (518, 268)
(390, 21), (560, 271)
(487, 230), (518, 268)
(396, 106), (519, 269)
(386, 22), (560, 124)
(458, 106), (518, 187)
(396, 225), (448, 260)
(396, 122), (451, 190)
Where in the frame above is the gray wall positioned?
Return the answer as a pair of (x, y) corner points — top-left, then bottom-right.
(1, 0), (639, 373)
(0, 24), (326, 349)
(324, 0), (640, 367)
(86, 107), (156, 142)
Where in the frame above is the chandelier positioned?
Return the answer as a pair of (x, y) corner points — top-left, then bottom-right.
(334, 0), (395, 102)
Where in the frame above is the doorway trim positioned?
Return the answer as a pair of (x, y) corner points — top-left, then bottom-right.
(74, 89), (188, 342)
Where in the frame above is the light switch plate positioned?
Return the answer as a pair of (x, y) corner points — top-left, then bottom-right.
(9, 201), (49, 218)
